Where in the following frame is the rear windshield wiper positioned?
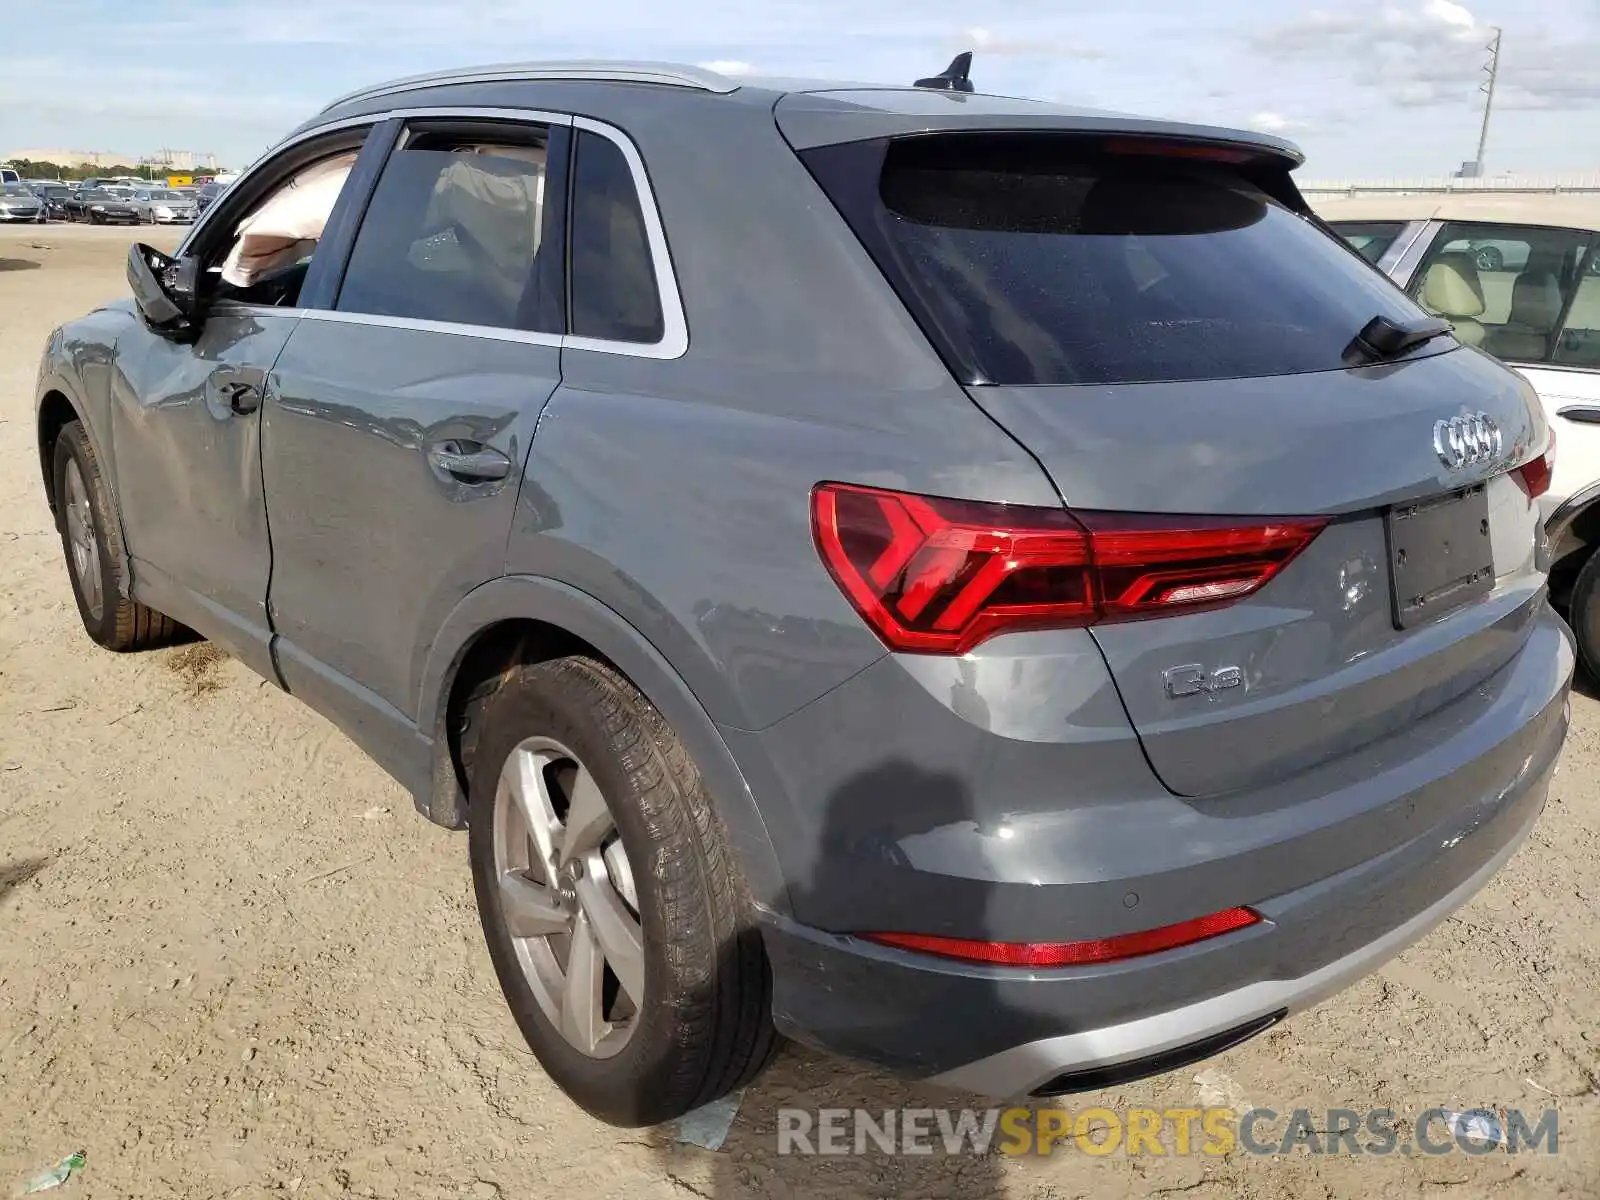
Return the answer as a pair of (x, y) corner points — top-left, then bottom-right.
(1347, 313), (1455, 364)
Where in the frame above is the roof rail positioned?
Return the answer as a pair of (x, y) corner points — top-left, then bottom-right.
(320, 60), (741, 113)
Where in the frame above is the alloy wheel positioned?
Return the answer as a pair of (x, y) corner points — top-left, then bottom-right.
(62, 459), (103, 621)
(492, 736), (644, 1058)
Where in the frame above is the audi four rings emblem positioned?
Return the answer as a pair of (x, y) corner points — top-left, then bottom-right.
(1432, 412), (1502, 470)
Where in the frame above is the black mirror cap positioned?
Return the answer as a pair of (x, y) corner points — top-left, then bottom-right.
(126, 243), (199, 341)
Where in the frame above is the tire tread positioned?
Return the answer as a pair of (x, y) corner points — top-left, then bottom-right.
(469, 655), (776, 1124)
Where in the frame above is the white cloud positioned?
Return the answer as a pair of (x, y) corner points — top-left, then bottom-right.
(1425, 0), (1475, 29)
(1248, 110), (1313, 133)
(963, 25), (1103, 59)
(1252, 1), (1600, 111)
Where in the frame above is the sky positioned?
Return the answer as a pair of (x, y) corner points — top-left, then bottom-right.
(3, 0), (1598, 179)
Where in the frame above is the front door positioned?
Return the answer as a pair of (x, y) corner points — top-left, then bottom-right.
(263, 116), (568, 741)
(108, 126), (377, 681)
(110, 307), (296, 678)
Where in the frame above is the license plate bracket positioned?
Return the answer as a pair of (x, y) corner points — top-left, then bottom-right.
(1385, 484), (1493, 630)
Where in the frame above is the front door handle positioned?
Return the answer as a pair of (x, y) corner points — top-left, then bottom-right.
(426, 439), (511, 482)
(219, 381), (261, 415)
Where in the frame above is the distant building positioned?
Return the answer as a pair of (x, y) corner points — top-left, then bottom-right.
(5, 147), (220, 171)
(5, 148), (137, 169)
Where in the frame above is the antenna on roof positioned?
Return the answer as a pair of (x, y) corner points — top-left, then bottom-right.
(914, 51), (975, 93)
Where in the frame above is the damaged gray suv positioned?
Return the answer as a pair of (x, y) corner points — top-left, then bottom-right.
(35, 57), (1572, 1126)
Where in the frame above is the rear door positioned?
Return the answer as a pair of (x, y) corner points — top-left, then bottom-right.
(263, 113), (569, 730)
(800, 129), (1551, 797)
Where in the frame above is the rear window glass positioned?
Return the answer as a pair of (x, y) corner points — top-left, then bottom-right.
(803, 134), (1430, 386)
(1331, 220), (1407, 264)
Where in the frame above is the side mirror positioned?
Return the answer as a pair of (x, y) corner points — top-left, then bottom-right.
(126, 243), (201, 340)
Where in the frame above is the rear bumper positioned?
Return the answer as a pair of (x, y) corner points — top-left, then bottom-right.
(929, 794), (1543, 1096)
(750, 601), (1572, 1094)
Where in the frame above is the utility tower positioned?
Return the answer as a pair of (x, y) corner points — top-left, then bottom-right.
(1471, 26), (1502, 176)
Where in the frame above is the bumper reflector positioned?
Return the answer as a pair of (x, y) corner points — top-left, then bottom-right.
(863, 907), (1260, 967)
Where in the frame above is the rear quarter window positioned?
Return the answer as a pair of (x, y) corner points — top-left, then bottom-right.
(801, 133), (1431, 386)
(1330, 220), (1407, 264)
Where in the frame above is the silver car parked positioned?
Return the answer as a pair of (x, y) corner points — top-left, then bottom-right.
(128, 187), (198, 225)
(0, 181), (44, 223)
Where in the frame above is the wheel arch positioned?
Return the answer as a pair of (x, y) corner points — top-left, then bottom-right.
(418, 575), (792, 915)
(36, 380), (136, 597)
(36, 385), (82, 516)
(1547, 479), (1600, 571)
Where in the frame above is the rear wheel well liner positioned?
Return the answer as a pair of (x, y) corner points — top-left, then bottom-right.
(37, 389), (80, 515)
(418, 576), (792, 915)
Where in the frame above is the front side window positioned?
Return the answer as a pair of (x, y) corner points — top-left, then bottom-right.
(337, 125), (554, 332)
(1409, 222), (1593, 363)
(567, 129), (663, 344)
(208, 150), (359, 308)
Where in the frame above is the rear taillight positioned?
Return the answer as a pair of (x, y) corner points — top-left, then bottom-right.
(863, 907), (1262, 967)
(1515, 427), (1555, 499)
(811, 482), (1325, 655)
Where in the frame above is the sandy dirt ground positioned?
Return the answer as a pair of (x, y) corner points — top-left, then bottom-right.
(1, 223), (1598, 1199)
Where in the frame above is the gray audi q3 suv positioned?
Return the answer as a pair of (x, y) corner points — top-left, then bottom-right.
(33, 57), (1573, 1127)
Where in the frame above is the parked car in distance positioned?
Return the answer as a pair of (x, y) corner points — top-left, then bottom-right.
(1321, 194), (1600, 676)
(192, 178), (232, 214)
(0, 166), (19, 185)
(65, 187), (141, 224)
(128, 187), (198, 225)
(35, 59), (1572, 1128)
(25, 181), (71, 221)
(0, 181), (44, 222)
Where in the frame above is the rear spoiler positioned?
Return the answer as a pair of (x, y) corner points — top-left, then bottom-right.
(772, 95), (1311, 213)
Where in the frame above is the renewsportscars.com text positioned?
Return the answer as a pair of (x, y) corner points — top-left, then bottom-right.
(775, 1106), (1559, 1157)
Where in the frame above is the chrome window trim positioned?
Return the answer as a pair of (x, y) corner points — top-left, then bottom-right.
(180, 106), (688, 361)
(1375, 219), (1430, 276)
(299, 309), (563, 348)
(564, 115), (689, 360)
(1389, 219), (1444, 287)
(1523, 362), (1600, 377)
(179, 107), (574, 254)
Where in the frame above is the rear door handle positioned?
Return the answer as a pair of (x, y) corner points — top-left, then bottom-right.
(426, 439), (511, 482)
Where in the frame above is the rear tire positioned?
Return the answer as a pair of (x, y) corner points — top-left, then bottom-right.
(1569, 550), (1600, 683)
(467, 656), (777, 1127)
(52, 421), (186, 651)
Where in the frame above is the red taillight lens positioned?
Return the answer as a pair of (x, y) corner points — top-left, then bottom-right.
(863, 908), (1261, 967)
(1516, 428), (1555, 499)
(811, 483), (1325, 654)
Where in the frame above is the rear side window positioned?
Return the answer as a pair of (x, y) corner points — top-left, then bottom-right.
(568, 129), (663, 344)
(1409, 222), (1594, 365)
(801, 134), (1430, 386)
(337, 129), (555, 332)
(1331, 220), (1407, 264)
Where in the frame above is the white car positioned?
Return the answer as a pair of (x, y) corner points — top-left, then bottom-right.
(1321, 194), (1600, 672)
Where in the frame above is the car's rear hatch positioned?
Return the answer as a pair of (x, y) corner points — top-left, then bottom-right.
(786, 97), (1553, 797)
